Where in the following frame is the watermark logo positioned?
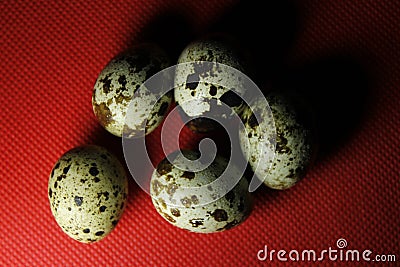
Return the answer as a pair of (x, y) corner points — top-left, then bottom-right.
(336, 238), (347, 249)
(121, 61), (276, 207)
(257, 238), (397, 262)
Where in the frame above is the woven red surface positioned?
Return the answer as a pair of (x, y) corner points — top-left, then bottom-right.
(1, 0), (399, 266)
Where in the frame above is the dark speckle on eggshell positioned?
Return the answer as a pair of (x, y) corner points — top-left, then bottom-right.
(189, 218), (204, 227)
(181, 171), (195, 180)
(89, 166), (99, 176)
(220, 90), (243, 107)
(74, 196), (83, 206)
(170, 208), (181, 217)
(156, 158), (173, 176)
(210, 209), (228, 222)
(209, 85), (217, 96)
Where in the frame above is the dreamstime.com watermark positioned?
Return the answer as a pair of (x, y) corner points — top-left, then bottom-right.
(257, 238), (396, 262)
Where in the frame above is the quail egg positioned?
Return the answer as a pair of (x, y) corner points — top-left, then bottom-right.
(48, 145), (128, 243)
(174, 38), (246, 132)
(93, 43), (172, 137)
(240, 91), (316, 189)
(150, 150), (252, 233)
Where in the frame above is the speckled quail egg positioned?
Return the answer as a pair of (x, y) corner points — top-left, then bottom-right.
(174, 39), (246, 132)
(92, 43), (172, 137)
(48, 145), (128, 243)
(150, 150), (252, 233)
(239, 91), (316, 190)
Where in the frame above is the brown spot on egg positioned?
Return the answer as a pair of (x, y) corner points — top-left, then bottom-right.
(180, 196), (192, 208)
(97, 191), (110, 201)
(189, 218), (204, 227)
(63, 165), (70, 174)
(209, 85), (217, 96)
(181, 171), (195, 180)
(106, 98), (113, 106)
(163, 213), (176, 223)
(158, 198), (167, 209)
(89, 166), (99, 176)
(156, 158), (172, 175)
(151, 180), (164, 196)
(170, 208), (181, 217)
(191, 195), (199, 205)
(74, 196), (83, 206)
(93, 102), (113, 128)
(118, 75), (127, 87)
(100, 74), (112, 94)
(220, 90), (242, 107)
(166, 183), (178, 196)
(210, 209), (228, 222)
(95, 231), (105, 236)
(54, 162), (60, 170)
(56, 174), (65, 181)
(115, 93), (129, 105)
(276, 131), (291, 154)
(165, 175), (173, 182)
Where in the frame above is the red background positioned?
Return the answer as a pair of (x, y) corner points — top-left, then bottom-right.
(1, 0), (399, 266)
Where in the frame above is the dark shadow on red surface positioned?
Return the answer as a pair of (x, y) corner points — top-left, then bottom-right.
(204, 0), (300, 86)
(278, 55), (375, 162)
(133, 9), (195, 63)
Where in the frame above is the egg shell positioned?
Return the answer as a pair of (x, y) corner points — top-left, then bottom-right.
(92, 43), (172, 137)
(48, 145), (128, 243)
(240, 91), (316, 189)
(150, 150), (252, 233)
(174, 39), (246, 132)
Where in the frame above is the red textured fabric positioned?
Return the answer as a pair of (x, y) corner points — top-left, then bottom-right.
(1, 0), (399, 266)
